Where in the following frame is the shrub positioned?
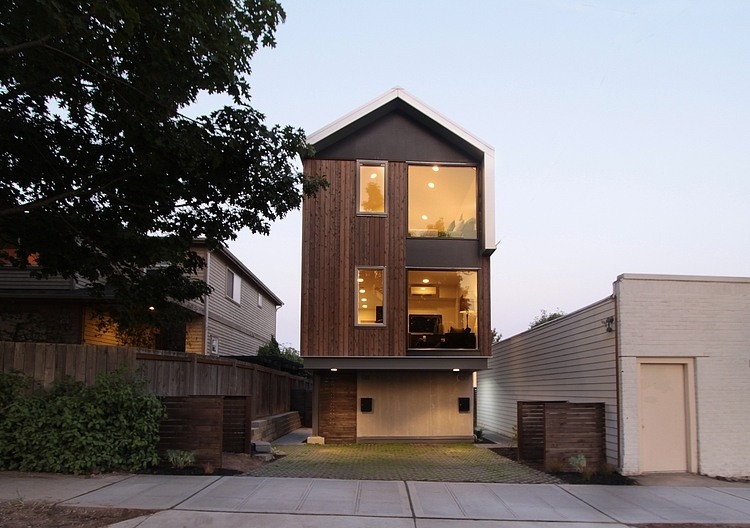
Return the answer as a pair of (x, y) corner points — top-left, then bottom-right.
(165, 449), (195, 469)
(0, 369), (165, 474)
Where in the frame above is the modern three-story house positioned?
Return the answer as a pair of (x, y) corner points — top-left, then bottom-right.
(301, 88), (495, 442)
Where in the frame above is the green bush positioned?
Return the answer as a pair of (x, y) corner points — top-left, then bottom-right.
(0, 369), (165, 474)
(165, 449), (196, 469)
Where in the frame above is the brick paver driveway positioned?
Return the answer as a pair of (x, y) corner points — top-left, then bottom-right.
(247, 444), (560, 483)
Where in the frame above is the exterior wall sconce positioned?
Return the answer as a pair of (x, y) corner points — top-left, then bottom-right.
(602, 316), (614, 332)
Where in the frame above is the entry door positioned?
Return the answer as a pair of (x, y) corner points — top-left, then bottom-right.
(639, 363), (689, 472)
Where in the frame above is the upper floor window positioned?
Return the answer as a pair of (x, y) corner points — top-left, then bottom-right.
(408, 165), (477, 239)
(357, 161), (387, 215)
(355, 266), (385, 326)
(226, 269), (241, 304)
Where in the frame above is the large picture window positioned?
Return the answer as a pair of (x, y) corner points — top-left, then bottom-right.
(356, 267), (385, 325)
(408, 165), (477, 239)
(357, 161), (387, 215)
(407, 270), (477, 349)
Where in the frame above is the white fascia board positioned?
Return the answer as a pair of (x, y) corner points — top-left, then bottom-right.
(308, 87), (496, 254)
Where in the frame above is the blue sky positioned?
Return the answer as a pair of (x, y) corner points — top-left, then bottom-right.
(195, 1), (750, 348)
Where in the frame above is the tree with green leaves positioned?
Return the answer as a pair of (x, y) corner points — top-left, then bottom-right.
(0, 0), (324, 334)
(529, 309), (566, 329)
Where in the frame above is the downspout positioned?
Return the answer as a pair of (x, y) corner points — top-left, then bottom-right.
(613, 292), (622, 470)
(204, 250), (211, 355)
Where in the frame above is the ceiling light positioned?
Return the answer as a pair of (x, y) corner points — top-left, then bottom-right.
(422, 278), (430, 283)
(361, 298), (367, 302)
(148, 306), (156, 311)
(362, 304), (368, 308)
(421, 215), (428, 221)
(370, 172), (378, 179)
(432, 165), (439, 172)
(452, 368), (460, 372)
(427, 182), (435, 189)
(359, 288), (366, 293)
(331, 368), (338, 372)
(358, 278), (364, 283)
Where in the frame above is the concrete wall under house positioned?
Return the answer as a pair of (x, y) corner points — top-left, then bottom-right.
(476, 298), (618, 466)
(615, 274), (750, 478)
(357, 370), (474, 441)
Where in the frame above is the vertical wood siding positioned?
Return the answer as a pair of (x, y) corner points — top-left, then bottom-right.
(476, 298), (618, 465)
(302, 160), (407, 357)
(317, 371), (357, 443)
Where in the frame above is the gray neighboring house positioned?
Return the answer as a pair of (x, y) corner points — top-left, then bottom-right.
(0, 240), (281, 356)
(477, 273), (750, 478)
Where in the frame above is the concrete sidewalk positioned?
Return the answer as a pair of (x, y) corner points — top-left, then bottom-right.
(2, 472), (750, 528)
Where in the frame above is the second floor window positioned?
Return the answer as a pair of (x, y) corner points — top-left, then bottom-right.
(408, 164), (477, 239)
(226, 269), (241, 304)
(356, 267), (385, 326)
(357, 161), (387, 215)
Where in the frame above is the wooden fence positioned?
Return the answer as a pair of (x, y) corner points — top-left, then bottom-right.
(517, 401), (605, 471)
(0, 341), (309, 420)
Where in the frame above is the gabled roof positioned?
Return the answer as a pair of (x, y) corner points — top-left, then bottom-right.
(306, 87), (496, 255)
(193, 240), (283, 307)
(307, 87), (494, 160)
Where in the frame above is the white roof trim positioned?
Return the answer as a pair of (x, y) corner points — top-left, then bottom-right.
(308, 87), (494, 156)
(307, 87), (496, 254)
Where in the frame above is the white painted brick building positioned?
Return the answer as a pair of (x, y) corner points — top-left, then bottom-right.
(478, 274), (750, 478)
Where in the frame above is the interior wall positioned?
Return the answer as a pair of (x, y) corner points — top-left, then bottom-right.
(357, 370), (474, 440)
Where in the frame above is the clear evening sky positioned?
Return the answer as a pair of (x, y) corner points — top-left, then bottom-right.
(191, 1), (750, 349)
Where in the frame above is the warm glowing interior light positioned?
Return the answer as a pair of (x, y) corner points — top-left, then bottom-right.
(427, 182), (435, 188)
(370, 172), (378, 179)
(361, 298), (367, 302)
(148, 306), (155, 311)
(452, 368), (460, 372)
(432, 165), (439, 171)
(358, 278), (364, 282)
(421, 214), (428, 220)
(331, 368), (338, 372)
(362, 304), (368, 308)
(359, 288), (366, 293)
(422, 278), (430, 283)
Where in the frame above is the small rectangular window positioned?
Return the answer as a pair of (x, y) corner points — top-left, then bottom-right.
(357, 161), (387, 215)
(356, 267), (385, 326)
(226, 269), (241, 303)
(257, 292), (263, 308)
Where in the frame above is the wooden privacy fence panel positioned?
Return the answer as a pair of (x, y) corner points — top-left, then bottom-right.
(223, 396), (253, 453)
(159, 396), (224, 467)
(1, 342), (310, 420)
(517, 401), (605, 471)
(544, 402), (606, 471)
(0, 341), (135, 388)
(517, 401), (565, 462)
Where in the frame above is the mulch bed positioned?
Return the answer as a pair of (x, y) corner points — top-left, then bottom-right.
(488, 446), (637, 485)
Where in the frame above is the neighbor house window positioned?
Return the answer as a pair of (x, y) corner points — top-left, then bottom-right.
(408, 165), (477, 239)
(356, 267), (385, 325)
(257, 292), (263, 308)
(357, 161), (387, 215)
(226, 269), (241, 303)
(407, 270), (477, 349)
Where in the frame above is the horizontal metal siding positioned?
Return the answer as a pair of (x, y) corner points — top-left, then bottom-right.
(477, 297), (618, 465)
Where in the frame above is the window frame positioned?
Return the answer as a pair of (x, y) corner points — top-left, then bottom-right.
(406, 162), (479, 240)
(406, 268), (479, 350)
(354, 266), (387, 327)
(356, 160), (388, 216)
(226, 268), (241, 304)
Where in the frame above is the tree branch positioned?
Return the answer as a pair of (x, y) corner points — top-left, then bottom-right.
(0, 174), (128, 217)
(0, 36), (50, 55)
